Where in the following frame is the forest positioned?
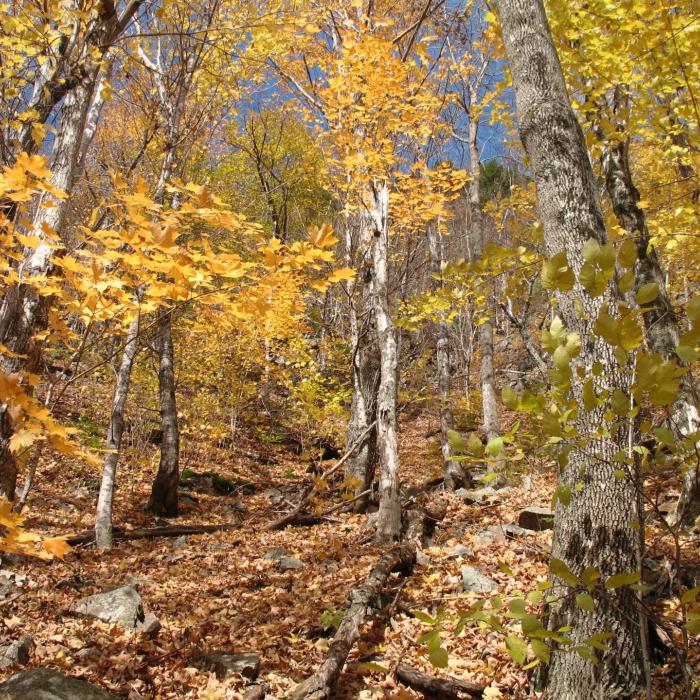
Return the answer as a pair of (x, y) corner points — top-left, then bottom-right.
(0, 0), (698, 698)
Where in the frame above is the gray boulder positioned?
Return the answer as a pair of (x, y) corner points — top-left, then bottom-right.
(474, 525), (507, 546)
(448, 545), (473, 559)
(461, 566), (498, 593)
(204, 651), (261, 680)
(518, 507), (554, 531)
(262, 547), (288, 561)
(279, 556), (304, 571)
(70, 585), (144, 628)
(0, 668), (117, 699)
(0, 636), (34, 668)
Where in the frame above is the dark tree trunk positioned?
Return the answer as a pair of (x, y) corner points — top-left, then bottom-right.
(148, 309), (180, 517)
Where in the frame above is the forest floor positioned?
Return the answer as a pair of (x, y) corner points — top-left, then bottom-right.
(1, 406), (698, 699)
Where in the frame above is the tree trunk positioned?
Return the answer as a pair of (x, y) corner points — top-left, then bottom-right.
(369, 182), (401, 543)
(148, 308), (180, 517)
(427, 223), (465, 489)
(344, 211), (380, 506)
(496, 0), (644, 697)
(597, 89), (700, 527)
(95, 307), (141, 551)
(0, 74), (97, 499)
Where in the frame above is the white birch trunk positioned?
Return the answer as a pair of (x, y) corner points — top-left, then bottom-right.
(95, 307), (141, 550)
(369, 182), (401, 542)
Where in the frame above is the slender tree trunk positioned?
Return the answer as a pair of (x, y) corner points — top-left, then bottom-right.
(598, 93), (700, 526)
(344, 212), (380, 506)
(95, 306), (141, 550)
(427, 223), (465, 489)
(496, 0), (644, 697)
(369, 182), (401, 542)
(148, 308), (180, 517)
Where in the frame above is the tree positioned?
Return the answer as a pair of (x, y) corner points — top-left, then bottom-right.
(495, 0), (644, 696)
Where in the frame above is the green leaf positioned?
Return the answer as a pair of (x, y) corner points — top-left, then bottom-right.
(611, 388), (630, 417)
(594, 306), (620, 346)
(686, 612), (700, 635)
(687, 296), (700, 324)
(466, 432), (484, 457)
(582, 238), (601, 262)
(485, 436), (504, 457)
(412, 610), (436, 625)
(447, 429), (466, 453)
(676, 345), (698, 363)
(542, 252), (575, 292)
(505, 635), (528, 665)
(360, 662), (389, 673)
(550, 557), (581, 587)
(575, 592), (595, 612)
(618, 239), (637, 268)
(681, 585), (700, 604)
(573, 645), (598, 664)
(618, 269), (635, 293)
(531, 638), (551, 663)
(636, 283), (659, 305)
(428, 645), (448, 668)
(604, 571), (641, 589)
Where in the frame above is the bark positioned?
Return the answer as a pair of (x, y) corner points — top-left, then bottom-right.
(344, 210), (380, 506)
(369, 182), (402, 543)
(95, 307), (141, 551)
(427, 223), (466, 489)
(598, 95), (700, 527)
(292, 543), (416, 700)
(68, 523), (239, 547)
(395, 663), (484, 699)
(0, 73), (98, 499)
(147, 309), (180, 517)
(496, 0), (644, 697)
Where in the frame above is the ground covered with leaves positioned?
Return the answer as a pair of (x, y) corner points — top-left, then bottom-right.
(0, 409), (697, 699)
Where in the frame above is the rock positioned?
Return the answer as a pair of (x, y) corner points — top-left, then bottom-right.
(0, 668), (117, 699)
(0, 570), (28, 587)
(172, 535), (188, 549)
(448, 544), (473, 559)
(70, 585), (144, 628)
(204, 651), (261, 680)
(366, 511), (379, 528)
(76, 647), (101, 661)
(461, 566), (498, 593)
(279, 556), (304, 571)
(262, 547), (288, 561)
(263, 488), (284, 504)
(518, 507), (554, 531)
(474, 525), (507, 546)
(135, 612), (161, 637)
(178, 492), (199, 505)
(521, 475), (533, 491)
(415, 551), (431, 566)
(0, 636), (34, 668)
(503, 524), (534, 539)
(458, 487), (505, 505)
(658, 500), (676, 515)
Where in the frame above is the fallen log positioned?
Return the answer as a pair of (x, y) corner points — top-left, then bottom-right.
(395, 662), (484, 699)
(292, 542), (416, 699)
(66, 523), (239, 546)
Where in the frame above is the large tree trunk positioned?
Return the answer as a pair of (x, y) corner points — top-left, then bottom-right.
(496, 0), (644, 697)
(427, 223), (465, 489)
(369, 182), (401, 543)
(147, 308), (180, 517)
(344, 211), (380, 506)
(598, 89), (700, 527)
(95, 306), (141, 551)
